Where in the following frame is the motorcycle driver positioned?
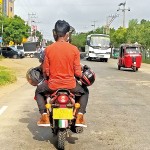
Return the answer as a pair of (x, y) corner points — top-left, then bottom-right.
(27, 20), (95, 127)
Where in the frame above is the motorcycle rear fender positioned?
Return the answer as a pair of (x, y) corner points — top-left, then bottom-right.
(58, 119), (69, 128)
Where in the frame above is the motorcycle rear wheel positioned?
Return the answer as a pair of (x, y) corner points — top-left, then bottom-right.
(75, 126), (83, 133)
(58, 129), (66, 150)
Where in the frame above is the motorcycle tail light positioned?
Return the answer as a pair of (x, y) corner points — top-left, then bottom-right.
(57, 95), (69, 104)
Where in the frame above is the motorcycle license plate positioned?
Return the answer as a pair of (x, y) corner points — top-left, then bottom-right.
(53, 108), (73, 119)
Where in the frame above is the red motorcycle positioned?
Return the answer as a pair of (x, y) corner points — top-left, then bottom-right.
(118, 44), (142, 72)
(27, 65), (95, 149)
(45, 89), (83, 150)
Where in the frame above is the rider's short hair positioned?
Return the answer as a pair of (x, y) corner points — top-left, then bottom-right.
(54, 20), (70, 37)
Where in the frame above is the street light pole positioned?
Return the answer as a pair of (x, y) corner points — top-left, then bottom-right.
(117, 1), (130, 28)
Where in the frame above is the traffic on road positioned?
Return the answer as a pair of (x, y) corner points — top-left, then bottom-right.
(0, 58), (150, 149)
(0, 1), (150, 149)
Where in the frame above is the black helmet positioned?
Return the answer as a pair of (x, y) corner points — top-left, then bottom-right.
(26, 67), (44, 86)
(80, 68), (95, 86)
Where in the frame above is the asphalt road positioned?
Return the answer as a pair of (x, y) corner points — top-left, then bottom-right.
(0, 58), (150, 150)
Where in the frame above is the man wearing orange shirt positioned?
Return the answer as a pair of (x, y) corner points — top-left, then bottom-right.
(35, 20), (88, 127)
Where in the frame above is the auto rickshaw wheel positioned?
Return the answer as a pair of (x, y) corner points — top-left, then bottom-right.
(136, 68), (138, 71)
(118, 65), (121, 70)
(133, 66), (136, 72)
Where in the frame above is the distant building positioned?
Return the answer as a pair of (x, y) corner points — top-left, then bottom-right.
(2, 0), (14, 17)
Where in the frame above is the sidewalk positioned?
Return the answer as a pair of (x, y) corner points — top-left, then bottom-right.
(140, 63), (150, 74)
(0, 77), (27, 98)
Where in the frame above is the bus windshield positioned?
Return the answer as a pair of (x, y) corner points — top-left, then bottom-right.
(90, 36), (110, 48)
(126, 47), (141, 53)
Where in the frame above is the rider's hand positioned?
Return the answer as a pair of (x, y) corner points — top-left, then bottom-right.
(43, 73), (49, 80)
(83, 65), (90, 71)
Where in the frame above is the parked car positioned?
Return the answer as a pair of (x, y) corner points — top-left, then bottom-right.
(1, 46), (24, 59)
(11, 45), (25, 58)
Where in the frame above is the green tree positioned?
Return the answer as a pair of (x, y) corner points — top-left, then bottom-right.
(126, 19), (138, 43)
(109, 28), (116, 46)
(138, 21), (150, 49)
(88, 27), (104, 34)
(1, 15), (30, 45)
(71, 33), (87, 49)
(111, 27), (127, 47)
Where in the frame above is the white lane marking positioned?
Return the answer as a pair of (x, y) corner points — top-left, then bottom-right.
(0, 106), (8, 115)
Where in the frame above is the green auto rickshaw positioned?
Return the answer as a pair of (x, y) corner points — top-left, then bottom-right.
(113, 48), (119, 59)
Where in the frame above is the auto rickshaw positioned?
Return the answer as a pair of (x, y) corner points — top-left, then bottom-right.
(118, 43), (142, 72)
(113, 48), (119, 59)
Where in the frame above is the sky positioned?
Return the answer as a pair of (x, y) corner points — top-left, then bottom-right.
(14, 0), (150, 41)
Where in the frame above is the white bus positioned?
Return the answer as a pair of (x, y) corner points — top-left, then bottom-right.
(85, 34), (111, 62)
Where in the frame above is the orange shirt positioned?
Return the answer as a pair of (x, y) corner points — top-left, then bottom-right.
(43, 41), (82, 90)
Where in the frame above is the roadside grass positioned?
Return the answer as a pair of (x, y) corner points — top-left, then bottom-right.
(0, 66), (17, 86)
(142, 59), (150, 64)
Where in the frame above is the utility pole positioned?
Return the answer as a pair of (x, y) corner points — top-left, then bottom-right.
(91, 20), (98, 31)
(28, 13), (36, 26)
(31, 20), (40, 42)
(105, 14), (119, 34)
(117, 1), (130, 28)
(28, 13), (37, 42)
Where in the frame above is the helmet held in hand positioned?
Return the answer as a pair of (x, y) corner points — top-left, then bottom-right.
(26, 67), (44, 86)
(80, 68), (95, 86)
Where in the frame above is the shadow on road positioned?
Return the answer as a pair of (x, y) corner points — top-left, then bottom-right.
(19, 108), (79, 149)
(118, 68), (139, 72)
